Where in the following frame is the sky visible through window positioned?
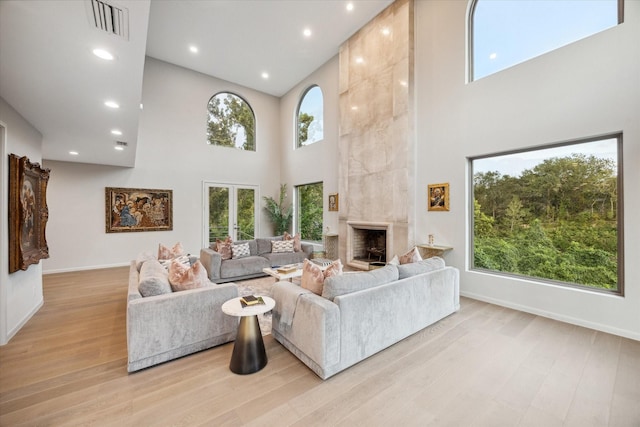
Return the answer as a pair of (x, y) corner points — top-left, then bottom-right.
(473, 0), (618, 80)
(474, 139), (617, 178)
(298, 86), (324, 145)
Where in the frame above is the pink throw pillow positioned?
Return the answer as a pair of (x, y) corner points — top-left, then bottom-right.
(301, 259), (343, 295)
(168, 260), (209, 291)
(215, 236), (233, 260)
(158, 242), (184, 260)
(284, 231), (302, 252)
(399, 247), (422, 264)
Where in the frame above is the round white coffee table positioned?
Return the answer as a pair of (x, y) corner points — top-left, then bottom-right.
(221, 296), (275, 375)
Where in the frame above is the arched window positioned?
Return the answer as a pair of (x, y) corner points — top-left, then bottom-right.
(296, 85), (324, 147)
(470, 0), (621, 81)
(207, 92), (255, 151)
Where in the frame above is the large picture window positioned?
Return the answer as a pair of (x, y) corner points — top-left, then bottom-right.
(296, 85), (324, 147)
(470, 0), (621, 81)
(471, 135), (622, 294)
(207, 92), (256, 151)
(295, 182), (323, 242)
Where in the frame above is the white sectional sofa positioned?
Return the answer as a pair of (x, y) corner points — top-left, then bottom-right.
(271, 257), (460, 379)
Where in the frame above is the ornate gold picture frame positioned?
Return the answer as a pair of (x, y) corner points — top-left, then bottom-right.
(328, 193), (339, 212)
(8, 154), (51, 273)
(428, 183), (450, 211)
(105, 187), (173, 233)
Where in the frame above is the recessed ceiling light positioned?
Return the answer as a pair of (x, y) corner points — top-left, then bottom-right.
(189, 45), (198, 53)
(69, 151), (79, 156)
(93, 48), (114, 60)
(355, 56), (364, 64)
(111, 129), (122, 136)
(261, 72), (269, 79)
(104, 100), (119, 109)
(351, 106), (358, 111)
(140, 103), (144, 110)
(382, 27), (390, 36)
(489, 52), (497, 60)
(114, 145), (124, 151)
(303, 28), (312, 37)
(346, 2), (354, 12)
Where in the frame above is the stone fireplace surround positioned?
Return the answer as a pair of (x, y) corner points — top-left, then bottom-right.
(346, 221), (393, 270)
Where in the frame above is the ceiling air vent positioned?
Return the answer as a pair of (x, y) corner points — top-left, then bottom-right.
(88, 0), (129, 40)
(116, 141), (128, 147)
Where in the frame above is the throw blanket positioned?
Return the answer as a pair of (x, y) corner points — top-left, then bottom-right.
(274, 285), (310, 330)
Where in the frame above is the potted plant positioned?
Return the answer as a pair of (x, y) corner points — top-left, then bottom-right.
(263, 184), (293, 235)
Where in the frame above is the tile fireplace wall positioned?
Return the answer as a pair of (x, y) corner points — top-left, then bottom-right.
(338, 0), (415, 264)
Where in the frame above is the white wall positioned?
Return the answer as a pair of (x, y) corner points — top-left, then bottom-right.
(0, 97), (44, 344)
(415, 0), (640, 339)
(42, 58), (282, 273)
(279, 55), (341, 236)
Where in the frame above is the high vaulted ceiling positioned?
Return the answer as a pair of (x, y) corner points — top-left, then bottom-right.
(0, 0), (393, 167)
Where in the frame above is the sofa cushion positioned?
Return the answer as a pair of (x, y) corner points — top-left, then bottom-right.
(284, 231), (302, 252)
(301, 259), (343, 295)
(272, 240), (294, 253)
(399, 247), (422, 264)
(262, 251), (308, 267)
(135, 251), (156, 272)
(220, 255), (271, 279)
(397, 256), (446, 279)
(159, 254), (190, 270)
(158, 242), (184, 260)
(322, 264), (399, 301)
(138, 259), (172, 297)
(257, 236), (283, 254)
(168, 259), (209, 292)
(232, 242), (251, 259)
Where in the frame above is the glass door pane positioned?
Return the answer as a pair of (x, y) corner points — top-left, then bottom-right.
(236, 188), (256, 240)
(208, 186), (230, 242)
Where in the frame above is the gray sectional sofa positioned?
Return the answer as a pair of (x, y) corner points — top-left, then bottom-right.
(199, 236), (314, 283)
(126, 260), (239, 372)
(271, 257), (460, 379)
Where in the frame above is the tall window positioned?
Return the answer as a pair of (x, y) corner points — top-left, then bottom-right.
(470, 0), (621, 81)
(207, 92), (256, 151)
(296, 85), (324, 147)
(295, 182), (323, 242)
(471, 136), (622, 294)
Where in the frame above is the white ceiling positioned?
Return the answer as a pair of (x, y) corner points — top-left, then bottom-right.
(0, 0), (393, 168)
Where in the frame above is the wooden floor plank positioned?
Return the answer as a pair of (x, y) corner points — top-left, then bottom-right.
(0, 267), (638, 426)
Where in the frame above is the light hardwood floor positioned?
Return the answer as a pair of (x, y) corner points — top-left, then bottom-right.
(1, 267), (638, 426)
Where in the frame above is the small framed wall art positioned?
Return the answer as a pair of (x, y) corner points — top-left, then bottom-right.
(105, 187), (173, 233)
(428, 183), (449, 211)
(8, 154), (51, 273)
(328, 193), (339, 211)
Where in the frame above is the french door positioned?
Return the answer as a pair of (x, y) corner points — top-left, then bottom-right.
(203, 182), (258, 245)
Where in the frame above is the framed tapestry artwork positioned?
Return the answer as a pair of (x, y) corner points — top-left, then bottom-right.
(428, 183), (450, 211)
(8, 154), (51, 273)
(105, 187), (173, 233)
(328, 193), (339, 212)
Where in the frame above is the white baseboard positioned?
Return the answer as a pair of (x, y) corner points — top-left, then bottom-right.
(461, 291), (640, 342)
(4, 299), (44, 345)
(43, 262), (129, 275)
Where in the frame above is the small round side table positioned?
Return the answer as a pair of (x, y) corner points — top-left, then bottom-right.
(221, 296), (275, 375)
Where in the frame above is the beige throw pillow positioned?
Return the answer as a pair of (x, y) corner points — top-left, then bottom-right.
(301, 259), (343, 295)
(168, 259), (209, 292)
(272, 239), (294, 253)
(399, 247), (422, 264)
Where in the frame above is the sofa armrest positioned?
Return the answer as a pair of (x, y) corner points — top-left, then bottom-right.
(127, 282), (238, 365)
(300, 242), (314, 259)
(200, 248), (222, 281)
(272, 281), (340, 368)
